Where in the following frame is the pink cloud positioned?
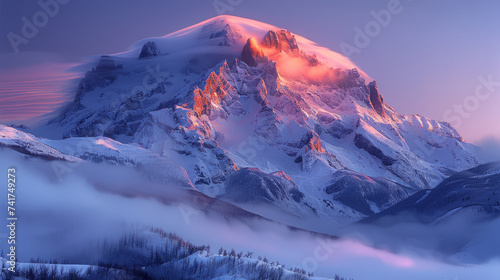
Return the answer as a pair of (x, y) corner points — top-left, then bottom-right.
(0, 63), (80, 123)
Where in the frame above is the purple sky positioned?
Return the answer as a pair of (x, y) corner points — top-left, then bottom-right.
(0, 0), (499, 143)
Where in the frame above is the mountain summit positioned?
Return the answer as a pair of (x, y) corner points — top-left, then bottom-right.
(35, 15), (478, 227)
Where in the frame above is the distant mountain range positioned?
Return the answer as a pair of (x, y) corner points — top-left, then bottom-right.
(362, 161), (500, 225)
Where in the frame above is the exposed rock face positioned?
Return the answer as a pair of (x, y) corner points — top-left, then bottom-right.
(223, 168), (304, 203)
(209, 23), (243, 46)
(304, 131), (324, 153)
(325, 120), (354, 139)
(139, 41), (161, 58)
(260, 29), (323, 72)
(255, 105), (281, 140)
(354, 133), (396, 166)
(261, 30), (299, 54)
(193, 72), (227, 118)
(240, 38), (267, 67)
(192, 62), (244, 119)
(368, 81), (386, 117)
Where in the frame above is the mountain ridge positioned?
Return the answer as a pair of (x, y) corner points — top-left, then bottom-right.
(361, 161), (500, 224)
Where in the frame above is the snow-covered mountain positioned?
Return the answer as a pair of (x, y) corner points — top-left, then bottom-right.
(24, 15), (478, 225)
(355, 161), (500, 265)
(362, 161), (500, 224)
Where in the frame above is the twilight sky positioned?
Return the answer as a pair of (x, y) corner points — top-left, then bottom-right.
(0, 0), (499, 143)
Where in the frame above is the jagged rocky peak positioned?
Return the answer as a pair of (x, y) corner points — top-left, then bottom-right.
(139, 41), (161, 58)
(205, 71), (226, 98)
(240, 37), (267, 67)
(368, 81), (386, 117)
(192, 63), (241, 119)
(219, 60), (231, 74)
(261, 29), (299, 54)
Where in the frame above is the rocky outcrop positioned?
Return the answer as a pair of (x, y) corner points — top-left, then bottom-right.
(192, 62), (244, 119)
(354, 133), (396, 166)
(302, 131), (324, 152)
(240, 38), (267, 67)
(139, 41), (161, 58)
(336, 68), (365, 89)
(325, 120), (354, 139)
(368, 81), (386, 117)
(261, 30), (299, 54)
(193, 71), (228, 118)
(209, 23), (242, 46)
